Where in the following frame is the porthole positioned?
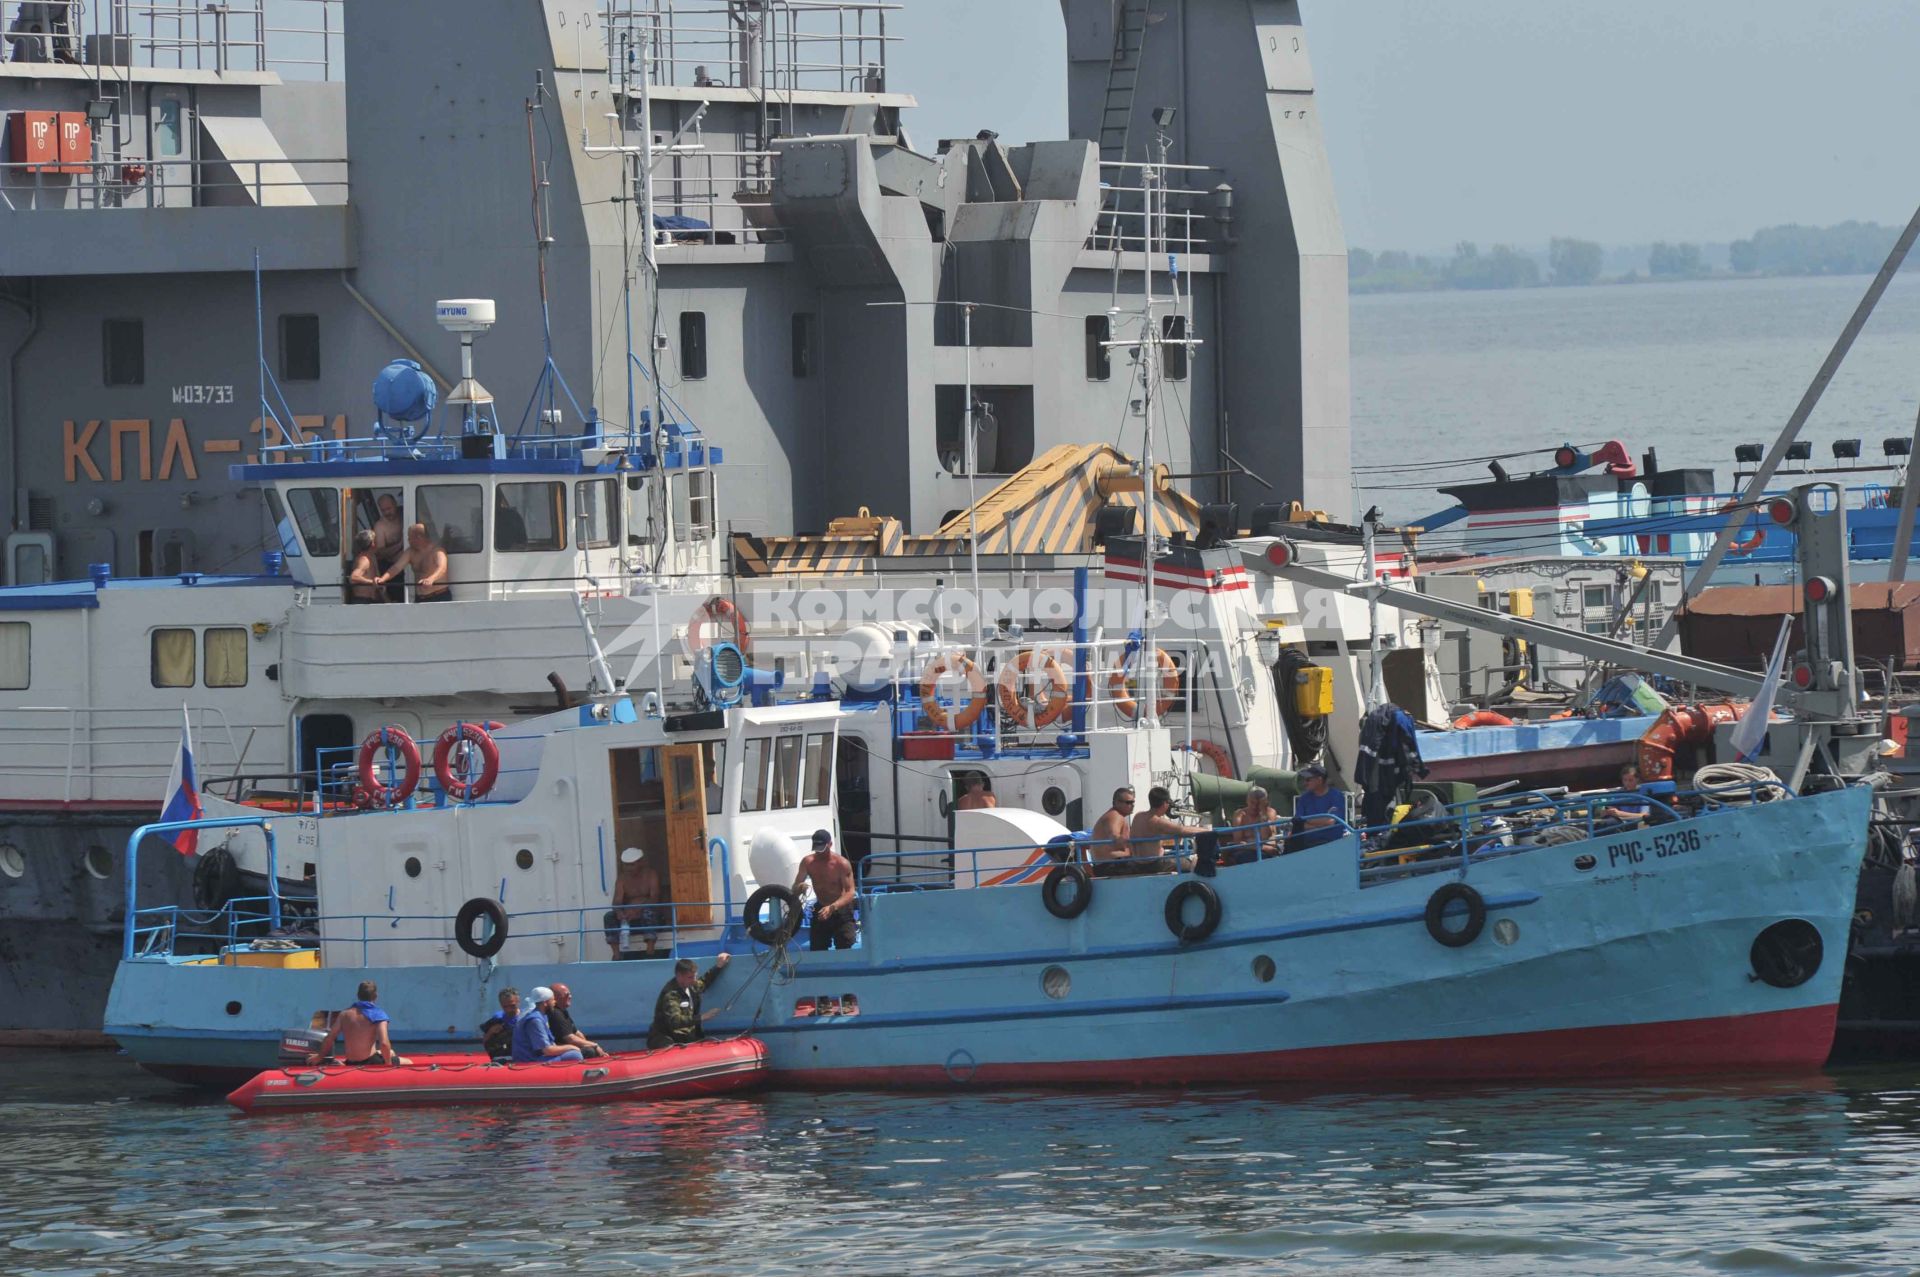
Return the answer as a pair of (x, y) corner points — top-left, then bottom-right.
(1493, 918), (1520, 946)
(1751, 919), (1823, 989)
(224, 1001), (243, 1016)
(403, 857), (423, 879)
(1041, 965), (1071, 999)
(1251, 954), (1276, 983)
(1042, 786), (1067, 817)
(0, 844), (23, 880)
(1573, 854), (1597, 872)
(515, 849), (535, 871)
(83, 845), (112, 880)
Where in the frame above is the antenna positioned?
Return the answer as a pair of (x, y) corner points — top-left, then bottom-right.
(435, 299), (497, 436)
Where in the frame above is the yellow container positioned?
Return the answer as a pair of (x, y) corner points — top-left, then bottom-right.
(196, 947), (322, 969)
(1506, 587), (1534, 619)
(1293, 664), (1334, 718)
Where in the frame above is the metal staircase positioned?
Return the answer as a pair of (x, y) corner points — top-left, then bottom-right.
(1096, 0), (1152, 164)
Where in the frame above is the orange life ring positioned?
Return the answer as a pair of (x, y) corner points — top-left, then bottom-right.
(1109, 647), (1178, 721)
(997, 649), (1071, 729)
(434, 721), (503, 801)
(1724, 503), (1765, 556)
(920, 652), (989, 732)
(1452, 710), (1515, 729)
(356, 726), (421, 807)
(688, 594), (750, 655)
(1179, 738), (1234, 777)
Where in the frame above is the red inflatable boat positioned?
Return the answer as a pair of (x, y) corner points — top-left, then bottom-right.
(226, 1037), (767, 1114)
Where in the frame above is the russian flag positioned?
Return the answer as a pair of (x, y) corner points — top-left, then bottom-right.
(159, 707), (203, 855)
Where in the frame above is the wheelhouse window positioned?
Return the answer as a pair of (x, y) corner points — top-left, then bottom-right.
(204, 628), (248, 688)
(416, 484), (483, 555)
(495, 482), (566, 553)
(772, 735), (802, 809)
(705, 742), (726, 815)
(802, 732), (832, 807)
(103, 318), (144, 387)
(348, 487), (403, 564)
(1085, 314), (1111, 381)
(151, 628), (195, 688)
(278, 314), (321, 382)
(263, 490), (302, 558)
(740, 737), (771, 812)
(577, 478), (619, 549)
(286, 488), (341, 558)
(680, 312), (707, 380)
(0, 622), (27, 690)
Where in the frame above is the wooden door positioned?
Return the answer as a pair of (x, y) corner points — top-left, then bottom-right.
(662, 743), (712, 927)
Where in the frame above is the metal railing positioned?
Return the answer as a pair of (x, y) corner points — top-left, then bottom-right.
(651, 150), (784, 244)
(0, 704), (256, 804)
(1089, 161), (1225, 258)
(604, 1), (898, 96)
(0, 155), (347, 211)
(1, 1), (342, 79)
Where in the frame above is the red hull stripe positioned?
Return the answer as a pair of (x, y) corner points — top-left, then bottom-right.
(768, 1004), (1839, 1088)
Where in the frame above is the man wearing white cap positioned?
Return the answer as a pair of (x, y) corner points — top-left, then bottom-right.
(511, 986), (584, 1063)
(604, 846), (666, 959)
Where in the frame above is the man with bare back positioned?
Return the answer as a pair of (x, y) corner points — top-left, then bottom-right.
(605, 846), (667, 959)
(792, 829), (858, 951)
(307, 980), (408, 1066)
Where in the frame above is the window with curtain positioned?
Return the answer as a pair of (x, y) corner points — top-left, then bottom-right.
(204, 628), (248, 688)
(151, 628), (195, 688)
(0, 622), (28, 690)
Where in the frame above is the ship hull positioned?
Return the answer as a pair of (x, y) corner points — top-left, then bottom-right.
(106, 787), (1871, 1089)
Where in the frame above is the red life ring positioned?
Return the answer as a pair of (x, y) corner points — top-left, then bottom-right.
(688, 595), (750, 656)
(1109, 647), (1178, 721)
(356, 727), (421, 807)
(1452, 710), (1515, 729)
(1724, 503), (1765, 556)
(1179, 739), (1234, 777)
(996, 649), (1071, 729)
(434, 722), (502, 801)
(920, 652), (989, 732)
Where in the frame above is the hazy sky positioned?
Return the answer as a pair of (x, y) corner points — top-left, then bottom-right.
(889, 1), (1920, 252)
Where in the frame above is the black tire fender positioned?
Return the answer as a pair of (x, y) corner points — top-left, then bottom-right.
(454, 897), (509, 959)
(1042, 864), (1093, 920)
(1425, 882), (1486, 948)
(192, 845), (241, 912)
(744, 884), (803, 946)
(1164, 879), (1222, 944)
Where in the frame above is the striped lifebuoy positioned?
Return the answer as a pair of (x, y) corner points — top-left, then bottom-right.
(920, 652), (989, 732)
(689, 595), (750, 655)
(434, 722), (502, 802)
(1109, 647), (1178, 721)
(1179, 738), (1234, 777)
(997, 649), (1071, 729)
(1724, 503), (1765, 556)
(356, 727), (421, 807)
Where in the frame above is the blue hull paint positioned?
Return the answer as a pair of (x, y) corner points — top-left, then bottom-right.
(105, 787), (1871, 1086)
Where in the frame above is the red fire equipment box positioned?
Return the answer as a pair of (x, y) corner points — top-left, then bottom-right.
(57, 111), (89, 174)
(8, 110), (58, 173)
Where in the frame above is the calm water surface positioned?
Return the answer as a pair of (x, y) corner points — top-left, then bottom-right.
(1353, 273), (1920, 522)
(9, 1050), (1920, 1275)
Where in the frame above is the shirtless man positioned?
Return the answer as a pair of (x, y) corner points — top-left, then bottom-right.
(345, 530), (384, 604)
(1088, 786), (1139, 876)
(371, 494), (404, 568)
(307, 980), (409, 1065)
(791, 829), (857, 951)
(378, 522), (451, 602)
(1129, 786), (1205, 873)
(605, 846), (667, 959)
(1227, 785), (1283, 861)
(955, 774), (997, 811)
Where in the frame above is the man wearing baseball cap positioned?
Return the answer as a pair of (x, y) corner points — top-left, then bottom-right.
(791, 829), (858, 950)
(511, 986), (584, 1064)
(1286, 763), (1348, 853)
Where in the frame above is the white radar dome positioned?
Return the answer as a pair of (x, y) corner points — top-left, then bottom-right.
(836, 623), (901, 695)
(435, 299), (497, 334)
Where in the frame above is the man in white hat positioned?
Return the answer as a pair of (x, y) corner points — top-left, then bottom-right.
(511, 986), (584, 1063)
(604, 846), (666, 959)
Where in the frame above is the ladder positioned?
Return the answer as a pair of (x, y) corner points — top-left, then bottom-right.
(1096, 0), (1152, 165)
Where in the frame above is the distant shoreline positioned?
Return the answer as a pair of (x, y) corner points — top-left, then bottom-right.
(1349, 269), (1874, 297)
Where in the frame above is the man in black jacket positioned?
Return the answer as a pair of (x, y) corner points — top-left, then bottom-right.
(545, 983), (607, 1058)
(647, 954), (731, 1049)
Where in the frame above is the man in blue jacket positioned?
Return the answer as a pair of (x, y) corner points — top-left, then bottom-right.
(512, 986), (584, 1064)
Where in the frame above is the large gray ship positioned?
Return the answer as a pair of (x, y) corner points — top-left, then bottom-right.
(0, 0), (1349, 1038)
